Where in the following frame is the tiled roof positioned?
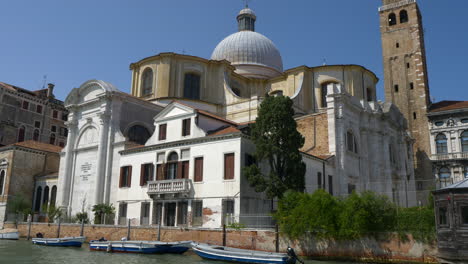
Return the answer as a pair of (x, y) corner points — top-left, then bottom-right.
(8, 141), (63, 153)
(208, 126), (241, 136)
(171, 100), (238, 126)
(429, 101), (468, 113)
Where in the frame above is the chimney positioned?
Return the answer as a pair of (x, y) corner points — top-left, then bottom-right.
(47, 83), (55, 98)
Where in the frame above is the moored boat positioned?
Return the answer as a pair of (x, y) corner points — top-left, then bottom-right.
(191, 242), (301, 264)
(32, 236), (86, 247)
(0, 229), (19, 240)
(89, 240), (192, 254)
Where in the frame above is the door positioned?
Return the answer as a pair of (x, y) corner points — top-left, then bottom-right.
(165, 202), (176, 226)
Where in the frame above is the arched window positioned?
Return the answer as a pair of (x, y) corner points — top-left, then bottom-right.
(400, 10), (409, 23)
(462, 131), (468, 152)
(0, 170), (5, 195)
(49, 133), (56, 145)
(18, 126), (25, 142)
(166, 152), (179, 180)
(33, 129), (40, 141)
(34, 186), (42, 212)
(439, 167), (451, 188)
(127, 125), (151, 145)
(141, 68), (153, 96)
(50, 186), (57, 207)
(320, 82), (337, 108)
(346, 130), (358, 154)
(388, 13), (397, 26)
(366, 88), (373, 102)
(436, 133), (448, 154)
(184, 73), (201, 100)
(43, 186), (49, 208)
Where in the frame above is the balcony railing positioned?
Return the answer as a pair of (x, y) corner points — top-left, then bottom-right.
(147, 179), (191, 196)
(431, 152), (468, 161)
(378, 0), (416, 12)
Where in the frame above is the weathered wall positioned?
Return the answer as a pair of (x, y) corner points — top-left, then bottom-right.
(5, 222), (438, 263)
(296, 113), (329, 157)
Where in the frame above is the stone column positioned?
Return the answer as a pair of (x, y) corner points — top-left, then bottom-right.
(94, 112), (110, 205)
(57, 113), (78, 213)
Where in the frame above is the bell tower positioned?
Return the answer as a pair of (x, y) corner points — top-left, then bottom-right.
(379, 0), (433, 204)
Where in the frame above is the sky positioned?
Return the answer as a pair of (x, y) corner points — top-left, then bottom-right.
(1, 0), (467, 102)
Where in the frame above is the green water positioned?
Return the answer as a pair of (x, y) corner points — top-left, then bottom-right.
(0, 239), (351, 264)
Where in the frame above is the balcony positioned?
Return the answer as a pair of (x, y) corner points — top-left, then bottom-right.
(431, 152), (468, 161)
(147, 179), (191, 197)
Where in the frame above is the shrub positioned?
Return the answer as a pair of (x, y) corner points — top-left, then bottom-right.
(396, 206), (435, 242)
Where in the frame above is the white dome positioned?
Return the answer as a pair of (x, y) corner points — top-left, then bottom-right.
(211, 31), (283, 77)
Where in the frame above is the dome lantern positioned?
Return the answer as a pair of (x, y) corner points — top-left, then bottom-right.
(237, 7), (256, 32)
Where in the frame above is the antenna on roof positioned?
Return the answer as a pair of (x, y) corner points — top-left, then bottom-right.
(243, 0), (251, 8)
(42, 75), (48, 89)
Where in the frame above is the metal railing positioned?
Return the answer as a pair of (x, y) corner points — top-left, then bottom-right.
(378, 0), (416, 12)
(147, 179), (191, 195)
(431, 152), (468, 161)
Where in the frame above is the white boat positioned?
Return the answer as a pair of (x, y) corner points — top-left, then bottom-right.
(0, 229), (19, 240)
(32, 236), (86, 247)
(89, 240), (192, 254)
(191, 242), (302, 264)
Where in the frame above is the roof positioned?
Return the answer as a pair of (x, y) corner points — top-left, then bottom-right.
(429, 101), (468, 113)
(0, 82), (45, 97)
(2, 141), (63, 153)
(434, 178), (468, 193)
(300, 151), (334, 161)
(171, 100), (238, 126)
(208, 126), (241, 136)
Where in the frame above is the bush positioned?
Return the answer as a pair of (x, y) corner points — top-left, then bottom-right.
(396, 206), (435, 242)
(75, 212), (90, 224)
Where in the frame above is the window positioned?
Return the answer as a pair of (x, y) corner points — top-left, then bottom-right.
(36, 105), (43, 114)
(52, 110), (58, 119)
(317, 172), (322, 189)
(192, 200), (203, 226)
(435, 133), (448, 154)
(61, 113), (68, 121)
(51, 126), (57, 132)
(224, 153), (235, 180)
(180, 161), (189, 179)
(127, 125), (151, 145)
(166, 152), (178, 180)
(347, 184), (356, 195)
(321, 83), (328, 108)
(439, 167), (451, 188)
(119, 166), (132, 188)
(417, 181), (423, 191)
(59, 142), (65, 147)
(222, 199), (235, 225)
(140, 202), (151, 226)
(152, 202), (163, 225)
(177, 201), (188, 226)
(60, 127), (68, 137)
(388, 13), (397, 26)
(183, 73), (201, 100)
(394, 85), (399, 92)
(400, 10), (409, 23)
(34, 121), (41, 128)
(50, 186), (57, 207)
(346, 131), (358, 154)
(118, 203), (128, 225)
(43, 186), (49, 207)
(413, 112), (417, 120)
(34, 186), (42, 212)
(462, 119), (468, 124)
(434, 121), (444, 127)
(18, 126), (25, 142)
(438, 207), (448, 226)
(366, 88), (373, 102)
(461, 206), (468, 225)
(158, 124), (167, 140)
(182, 118), (191, 136)
(33, 129), (40, 141)
(49, 133), (56, 145)
(461, 131), (468, 152)
(389, 144), (396, 165)
(406, 63), (410, 69)
(22, 101), (29, 110)
(194, 157), (204, 182)
(410, 82), (414, 90)
(0, 170), (5, 195)
(396, 42), (400, 48)
(140, 163), (154, 186)
(141, 68), (154, 96)
(328, 175), (333, 195)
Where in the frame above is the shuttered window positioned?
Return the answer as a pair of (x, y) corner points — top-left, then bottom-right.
(194, 157), (203, 182)
(119, 166), (132, 188)
(156, 164), (164, 181)
(140, 163), (154, 186)
(224, 153), (235, 180)
(158, 124), (167, 140)
(181, 161), (189, 179)
(182, 118), (191, 136)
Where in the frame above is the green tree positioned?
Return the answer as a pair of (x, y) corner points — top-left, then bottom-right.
(243, 95), (306, 199)
(8, 194), (31, 221)
(92, 203), (115, 224)
(42, 204), (63, 223)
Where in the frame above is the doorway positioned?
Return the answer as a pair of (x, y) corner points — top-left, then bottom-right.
(165, 202), (176, 226)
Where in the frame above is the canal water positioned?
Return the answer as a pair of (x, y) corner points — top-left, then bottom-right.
(0, 239), (352, 264)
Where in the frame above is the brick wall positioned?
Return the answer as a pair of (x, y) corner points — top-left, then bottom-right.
(5, 222), (438, 263)
(296, 113), (330, 157)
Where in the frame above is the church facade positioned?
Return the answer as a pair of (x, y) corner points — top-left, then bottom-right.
(56, 6), (417, 227)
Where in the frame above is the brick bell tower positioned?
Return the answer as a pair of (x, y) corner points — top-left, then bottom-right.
(379, 0), (433, 204)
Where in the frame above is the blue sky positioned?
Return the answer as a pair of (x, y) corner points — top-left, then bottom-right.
(1, 0), (466, 102)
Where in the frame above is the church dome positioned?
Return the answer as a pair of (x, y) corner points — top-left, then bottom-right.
(211, 7), (283, 79)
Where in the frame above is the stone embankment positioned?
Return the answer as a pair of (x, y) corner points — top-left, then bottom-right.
(4, 222), (438, 263)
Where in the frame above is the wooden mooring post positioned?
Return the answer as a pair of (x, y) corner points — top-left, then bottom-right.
(275, 224), (279, 252)
(222, 224), (227, 246)
(127, 219), (131, 240)
(56, 218), (61, 238)
(157, 212), (162, 241)
(80, 219), (85, 236)
(26, 214), (32, 240)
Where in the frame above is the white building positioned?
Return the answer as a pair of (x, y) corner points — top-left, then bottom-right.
(56, 6), (417, 227)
